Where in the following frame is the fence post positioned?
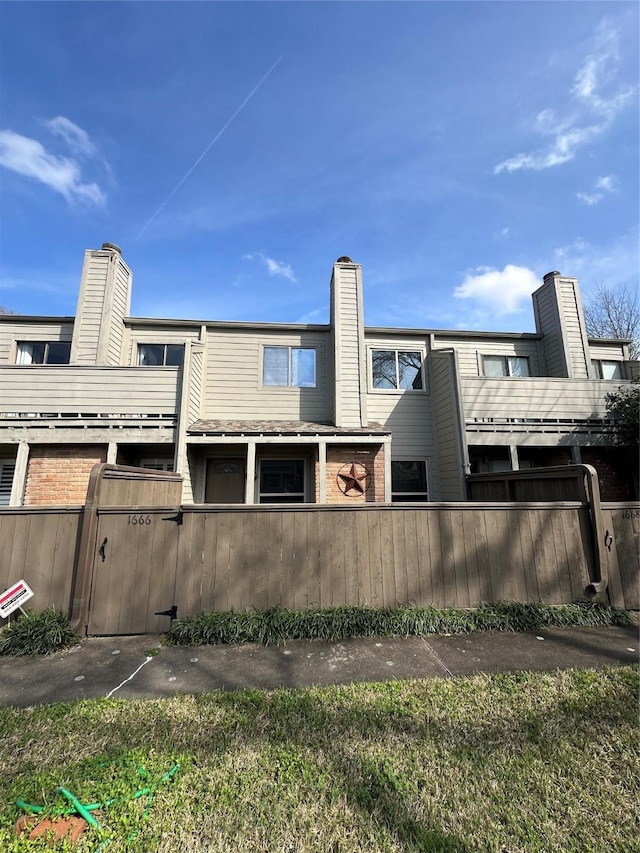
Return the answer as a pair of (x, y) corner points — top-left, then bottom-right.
(581, 464), (608, 597)
(68, 463), (104, 634)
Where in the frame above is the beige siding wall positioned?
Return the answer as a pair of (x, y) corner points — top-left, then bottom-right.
(188, 346), (204, 425)
(364, 334), (433, 459)
(0, 321), (73, 363)
(70, 249), (132, 366)
(72, 250), (110, 364)
(203, 328), (331, 421)
(333, 265), (363, 426)
(589, 342), (626, 361)
(327, 323), (336, 423)
(367, 394), (434, 458)
(429, 350), (466, 500)
(461, 377), (624, 421)
(559, 279), (590, 378)
(0, 366), (180, 415)
(104, 259), (132, 365)
(533, 280), (566, 376)
(432, 336), (541, 376)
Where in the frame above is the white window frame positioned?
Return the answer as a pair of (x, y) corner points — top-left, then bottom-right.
(137, 343), (184, 367)
(591, 359), (623, 380)
(482, 355), (530, 377)
(369, 347), (426, 393)
(390, 459), (429, 502)
(261, 346), (317, 388)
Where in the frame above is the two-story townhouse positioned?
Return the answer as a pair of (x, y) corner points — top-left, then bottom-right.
(0, 243), (636, 507)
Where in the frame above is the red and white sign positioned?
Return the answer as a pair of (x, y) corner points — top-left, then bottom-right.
(0, 579), (34, 618)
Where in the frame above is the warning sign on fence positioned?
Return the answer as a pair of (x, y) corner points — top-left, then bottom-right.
(0, 580), (34, 618)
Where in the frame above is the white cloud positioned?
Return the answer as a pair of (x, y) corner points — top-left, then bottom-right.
(553, 231), (639, 287)
(295, 307), (326, 324)
(577, 191), (602, 206)
(454, 264), (541, 315)
(243, 252), (296, 282)
(595, 174), (618, 192)
(576, 173), (619, 205)
(495, 21), (634, 175)
(0, 121), (105, 205)
(495, 125), (601, 173)
(44, 116), (96, 158)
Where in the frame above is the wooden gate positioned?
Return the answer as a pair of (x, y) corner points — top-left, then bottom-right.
(87, 507), (182, 635)
(601, 503), (640, 610)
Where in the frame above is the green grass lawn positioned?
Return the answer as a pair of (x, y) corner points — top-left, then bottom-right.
(1, 667), (638, 852)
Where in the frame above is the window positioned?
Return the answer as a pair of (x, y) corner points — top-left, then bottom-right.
(483, 355), (530, 377)
(0, 461), (15, 505)
(591, 360), (622, 380)
(139, 458), (174, 472)
(16, 342), (71, 364)
(259, 459), (305, 503)
(137, 344), (184, 366)
(372, 350), (423, 390)
(391, 461), (428, 502)
(263, 347), (316, 387)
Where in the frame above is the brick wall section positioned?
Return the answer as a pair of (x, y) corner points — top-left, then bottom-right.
(581, 447), (637, 501)
(24, 445), (107, 506)
(519, 447), (573, 468)
(316, 444), (385, 504)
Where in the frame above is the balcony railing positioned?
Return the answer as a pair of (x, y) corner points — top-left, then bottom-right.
(0, 365), (180, 419)
(460, 377), (627, 424)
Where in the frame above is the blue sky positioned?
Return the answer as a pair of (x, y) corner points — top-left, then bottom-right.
(0, 1), (637, 332)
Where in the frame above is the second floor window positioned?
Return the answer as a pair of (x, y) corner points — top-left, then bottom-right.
(372, 350), (423, 390)
(483, 355), (530, 377)
(591, 359), (622, 380)
(16, 341), (71, 364)
(138, 344), (184, 366)
(263, 347), (316, 387)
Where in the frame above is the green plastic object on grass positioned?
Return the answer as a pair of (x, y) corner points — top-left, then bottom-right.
(15, 762), (180, 844)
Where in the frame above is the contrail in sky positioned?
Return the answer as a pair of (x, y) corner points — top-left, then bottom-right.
(135, 55), (283, 241)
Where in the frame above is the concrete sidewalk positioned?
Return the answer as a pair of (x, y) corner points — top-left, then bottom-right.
(0, 625), (637, 707)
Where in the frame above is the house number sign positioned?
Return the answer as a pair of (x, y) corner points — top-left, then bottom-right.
(128, 514), (152, 525)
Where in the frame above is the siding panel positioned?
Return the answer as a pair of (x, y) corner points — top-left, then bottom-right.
(432, 337), (540, 377)
(0, 366), (180, 415)
(461, 377), (625, 421)
(429, 350), (466, 500)
(0, 321), (74, 364)
(203, 328), (331, 422)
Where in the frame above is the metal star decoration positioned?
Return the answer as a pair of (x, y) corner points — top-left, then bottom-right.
(338, 462), (368, 495)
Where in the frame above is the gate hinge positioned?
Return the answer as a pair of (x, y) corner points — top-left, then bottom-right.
(162, 510), (183, 525)
(155, 605), (178, 621)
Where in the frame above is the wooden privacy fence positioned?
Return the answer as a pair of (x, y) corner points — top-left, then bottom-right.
(601, 503), (640, 610)
(82, 502), (596, 635)
(467, 464), (598, 503)
(0, 506), (83, 618)
(0, 464), (638, 635)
